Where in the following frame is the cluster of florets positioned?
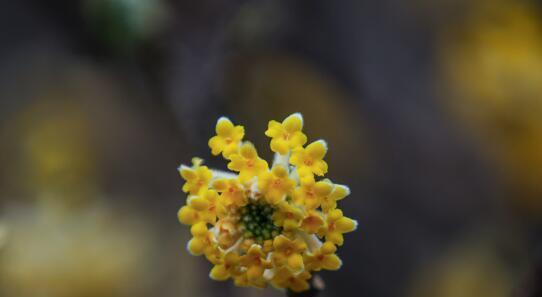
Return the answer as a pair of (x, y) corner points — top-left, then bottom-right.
(177, 113), (357, 292)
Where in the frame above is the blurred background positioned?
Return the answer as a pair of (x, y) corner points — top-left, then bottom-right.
(1, 0), (542, 297)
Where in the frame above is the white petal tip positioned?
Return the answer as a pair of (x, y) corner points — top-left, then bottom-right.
(286, 112), (304, 125)
(178, 164), (189, 172)
(185, 239), (194, 254)
(315, 139), (328, 150)
(352, 219), (359, 231)
(342, 185), (351, 196)
(217, 116), (231, 123)
(337, 259), (344, 269)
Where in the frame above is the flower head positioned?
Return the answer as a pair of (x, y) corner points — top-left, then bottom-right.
(178, 113), (357, 292)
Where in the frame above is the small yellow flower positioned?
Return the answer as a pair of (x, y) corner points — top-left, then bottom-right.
(272, 201), (304, 231)
(213, 178), (247, 208)
(177, 113), (358, 292)
(319, 209), (358, 246)
(208, 117), (245, 158)
(290, 140), (329, 177)
(234, 271), (267, 289)
(177, 200), (207, 226)
(300, 210), (325, 234)
(304, 241), (342, 271)
(187, 224), (217, 256)
(265, 113), (307, 155)
(258, 166), (296, 205)
(179, 158), (212, 195)
(293, 179), (333, 209)
(186, 189), (224, 224)
(240, 245), (271, 282)
(271, 235), (307, 273)
(210, 252), (241, 281)
(227, 142), (269, 182)
(271, 268), (312, 292)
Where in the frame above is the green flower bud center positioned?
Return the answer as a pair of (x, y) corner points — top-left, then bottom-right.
(239, 202), (281, 243)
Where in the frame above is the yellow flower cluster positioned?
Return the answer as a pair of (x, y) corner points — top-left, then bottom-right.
(178, 113), (357, 292)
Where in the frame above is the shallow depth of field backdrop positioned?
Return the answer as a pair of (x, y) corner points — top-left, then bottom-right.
(1, 1), (542, 297)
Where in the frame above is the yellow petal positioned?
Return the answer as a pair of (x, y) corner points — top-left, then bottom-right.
(335, 217), (358, 233)
(289, 279), (310, 292)
(223, 143), (239, 158)
(187, 237), (206, 255)
(179, 167), (196, 181)
(232, 125), (245, 140)
(273, 235), (292, 251)
(314, 181), (333, 196)
(332, 184), (350, 200)
(320, 241), (337, 254)
(189, 157), (202, 166)
(247, 244), (265, 258)
(247, 265), (264, 281)
(227, 154), (244, 171)
(239, 142), (257, 159)
(272, 166), (288, 178)
(326, 232), (344, 246)
(312, 160), (328, 176)
(190, 222), (208, 237)
(204, 189), (218, 201)
(224, 252), (240, 265)
(306, 140), (327, 159)
(289, 132), (307, 148)
(301, 214), (324, 233)
(328, 209), (343, 221)
(284, 218), (299, 231)
(283, 113), (303, 133)
(210, 264), (230, 280)
(212, 179), (228, 191)
(265, 120), (283, 137)
(322, 254), (342, 270)
(238, 171), (255, 183)
(255, 159), (269, 172)
(298, 169), (315, 185)
(289, 150), (301, 165)
(208, 136), (225, 155)
(287, 253), (304, 272)
(198, 166), (213, 181)
(234, 275), (250, 287)
(178, 206), (199, 225)
(271, 138), (289, 154)
(293, 239), (308, 252)
(271, 251), (288, 267)
(216, 117), (234, 135)
(188, 196), (209, 211)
